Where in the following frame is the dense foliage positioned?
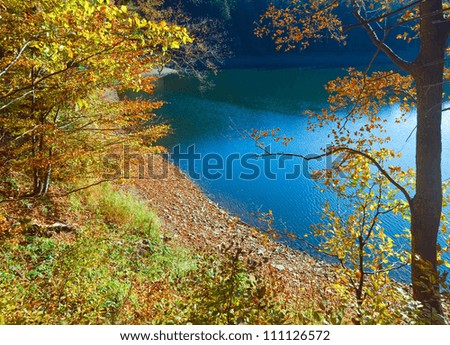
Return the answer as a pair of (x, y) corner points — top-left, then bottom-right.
(0, 0), (190, 197)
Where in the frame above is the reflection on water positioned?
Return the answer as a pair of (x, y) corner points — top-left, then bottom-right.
(152, 67), (450, 281)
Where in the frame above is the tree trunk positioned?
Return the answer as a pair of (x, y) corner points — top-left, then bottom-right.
(411, 79), (443, 317)
(410, 0), (446, 318)
(32, 165), (51, 196)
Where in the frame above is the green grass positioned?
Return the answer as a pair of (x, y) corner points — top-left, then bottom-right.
(0, 183), (313, 325)
(0, 183), (194, 324)
(3, 182), (400, 325)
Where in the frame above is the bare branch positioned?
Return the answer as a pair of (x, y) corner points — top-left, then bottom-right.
(254, 146), (413, 206)
(11, 125), (40, 141)
(343, 0), (424, 33)
(0, 90), (34, 111)
(352, 1), (415, 73)
(365, 262), (409, 275)
(0, 41), (32, 78)
(59, 179), (118, 197)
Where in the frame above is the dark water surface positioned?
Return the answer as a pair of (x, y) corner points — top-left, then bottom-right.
(152, 67), (450, 281)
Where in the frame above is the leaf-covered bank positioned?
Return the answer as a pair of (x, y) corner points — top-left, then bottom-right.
(0, 177), (329, 324)
(2, 154), (447, 324)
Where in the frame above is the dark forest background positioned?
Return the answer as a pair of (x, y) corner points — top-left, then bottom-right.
(156, 0), (417, 68)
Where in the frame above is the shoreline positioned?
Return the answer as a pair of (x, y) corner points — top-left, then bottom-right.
(132, 154), (335, 297)
(131, 154), (449, 318)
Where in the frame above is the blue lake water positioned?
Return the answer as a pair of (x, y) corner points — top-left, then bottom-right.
(152, 67), (450, 281)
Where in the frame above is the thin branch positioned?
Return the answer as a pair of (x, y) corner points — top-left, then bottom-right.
(298, 236), (407, 275)
(0, 178), (118, 203)
(346, 2), (450, 36)
(365, 262), (409, 275)
(254, 146), (413, 206)
(405, 125), (417, 143)
(59, 179), (118, 197)
(352, 1), (415, 73)
(376, 7), (450, 35)
(0, 90), (34, 111)
(343, 0), (424, 33)
(1, 39), (126, 102)
(339, 30), (394, 132)
(0, 41), (32, 78)
(12, 125), (40, 141)
(364, 185), (383, 244)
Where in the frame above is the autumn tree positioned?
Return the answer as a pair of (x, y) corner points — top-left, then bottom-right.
(0, 0), (191, 197)
(133, 0), (231, 83)
(257, 0), (450, 319)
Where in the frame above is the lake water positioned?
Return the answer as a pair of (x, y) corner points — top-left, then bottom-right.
(153, 67), (450, 281)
